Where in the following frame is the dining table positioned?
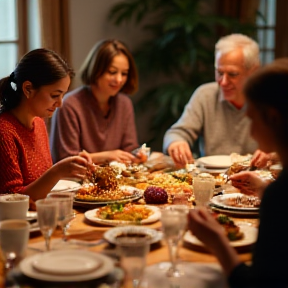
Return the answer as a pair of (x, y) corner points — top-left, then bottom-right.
(3, 153), (261, 288)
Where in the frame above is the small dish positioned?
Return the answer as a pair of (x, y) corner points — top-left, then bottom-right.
(104, 225), (162, 245)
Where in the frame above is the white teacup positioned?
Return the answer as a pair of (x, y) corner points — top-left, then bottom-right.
(0, 219), (30, 264)
(0, 194), (29, 221)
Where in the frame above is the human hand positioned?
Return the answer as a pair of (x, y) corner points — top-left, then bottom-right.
(187, 208), (227, 252)
(53, 155), (89, 180)
(251, 150), (271, 169)
(229, 171), (268, 198)
(167, 141), (194, 167)
(78, 149), (93, 164)
(92, 150), (136, 164)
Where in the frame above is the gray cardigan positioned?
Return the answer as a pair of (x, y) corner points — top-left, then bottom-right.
(163, 82), (257, 156)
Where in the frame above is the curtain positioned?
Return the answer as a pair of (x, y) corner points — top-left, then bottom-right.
(38, 0), (70, 61)
(275, 0), (288, 58)
(218, 0), (260, 23)
(37, 0), (70, 134)
(217, 0), (260, 38)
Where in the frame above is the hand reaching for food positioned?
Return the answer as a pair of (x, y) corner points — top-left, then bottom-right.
(131, 144), (151, 163)
(167, 141), (194, 167)
(229, 171), (269, 199)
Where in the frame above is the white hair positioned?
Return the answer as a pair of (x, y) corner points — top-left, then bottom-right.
(215, 33), (260, 69)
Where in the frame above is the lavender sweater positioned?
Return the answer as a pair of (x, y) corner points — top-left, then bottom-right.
(50, 86), (139, 162)
(163, 82), (258, 156)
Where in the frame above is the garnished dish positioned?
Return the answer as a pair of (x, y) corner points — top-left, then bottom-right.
(84, 203), (161, 226)
(214, 214), (243, 241)
(184, 216), (258, 251)
(96, 203), (152, 222)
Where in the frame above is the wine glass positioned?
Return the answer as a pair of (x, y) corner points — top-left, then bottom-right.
(35, 199), (58, 251)
(161, 207), (188, 278)
(46, 192), (74, 241)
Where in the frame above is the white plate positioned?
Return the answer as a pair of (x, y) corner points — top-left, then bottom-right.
(32, 250), (102, 275)
(29, 222), (40, 233)
(19, 250), (114, 282)
(26, 211), (37, 221)
(184, 223), (258, 248)
(197, 155), (231, 169)
(85, 205), (161, 226)
(197, 167), (228, 174)
(104, 225), (162, 244)
(210, 193), (260, 211)
(52, 180), (81, 192)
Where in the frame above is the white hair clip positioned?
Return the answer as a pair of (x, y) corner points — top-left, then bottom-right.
(10, 82), (17, 91)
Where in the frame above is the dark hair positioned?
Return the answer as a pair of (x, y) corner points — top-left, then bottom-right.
(80, 39), (138, 95)
(244, 57), (288, 143)
(0, 48), (75, 113)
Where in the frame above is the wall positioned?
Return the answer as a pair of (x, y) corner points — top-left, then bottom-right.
(68, 0), (157, 149)
(69, 0), (151, 88)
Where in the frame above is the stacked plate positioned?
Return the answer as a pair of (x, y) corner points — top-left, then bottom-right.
(51, 180), (81, 192)
(209, 193), (260, 216)
(196, 155), (232, 173)
(19, 250), (114, 282)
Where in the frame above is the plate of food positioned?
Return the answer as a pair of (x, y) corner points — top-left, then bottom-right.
(210, 193), (260, 211)
(84, 203), (161, 226)
(104, 225), (163, 244)
(184, 214), (258, 251)
(74, 185), (143, 205)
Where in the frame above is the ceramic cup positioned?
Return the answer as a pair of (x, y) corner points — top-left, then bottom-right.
(0, 194), (29, 221)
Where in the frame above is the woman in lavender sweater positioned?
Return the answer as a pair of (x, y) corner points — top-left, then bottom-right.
(50, 39), (140, 164)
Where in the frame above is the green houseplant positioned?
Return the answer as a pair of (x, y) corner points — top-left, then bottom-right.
(109, 0), (257, 152)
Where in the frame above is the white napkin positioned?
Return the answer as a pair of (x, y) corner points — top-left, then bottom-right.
(141, 262), (228, 288)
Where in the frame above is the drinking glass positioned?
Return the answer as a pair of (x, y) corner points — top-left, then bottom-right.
(35, 199), (58, 251)
(46, 192), (74, 241)
(193, 175), (215, 207)
(0, 219), (29, 271)
(161, 208), (188, 278)
(115, 236), (150, 288)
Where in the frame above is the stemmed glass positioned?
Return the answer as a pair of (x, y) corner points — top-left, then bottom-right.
(35, 199), (58, 251)
(161, 207), (188, 278)
(46, 192), (74, 241)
